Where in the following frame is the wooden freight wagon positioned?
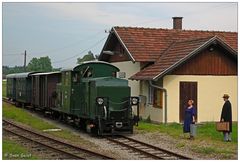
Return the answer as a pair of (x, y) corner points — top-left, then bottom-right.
(6, 73), (17, 101)
(31, 72), (61, 109)
(14, 72), (36, 105)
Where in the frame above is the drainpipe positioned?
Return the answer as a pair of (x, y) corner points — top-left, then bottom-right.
(149, 80), (168, 123)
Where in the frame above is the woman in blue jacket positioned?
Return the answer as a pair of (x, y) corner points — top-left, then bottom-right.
(183, 99), (196, 139)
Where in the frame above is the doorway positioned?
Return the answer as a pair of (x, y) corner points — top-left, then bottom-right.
(179, 82), (198, 123)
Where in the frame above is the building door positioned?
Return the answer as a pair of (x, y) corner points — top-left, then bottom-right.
(179, 82), (197, 123)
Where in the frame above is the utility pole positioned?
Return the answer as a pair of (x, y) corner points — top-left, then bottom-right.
(24, 50), (26, 71)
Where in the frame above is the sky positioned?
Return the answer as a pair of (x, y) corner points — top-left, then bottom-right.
(2, 2), (238, 68)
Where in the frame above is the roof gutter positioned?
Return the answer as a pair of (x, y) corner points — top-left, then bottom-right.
(149, 80), (168, 123)
(112, 27), (136, 62)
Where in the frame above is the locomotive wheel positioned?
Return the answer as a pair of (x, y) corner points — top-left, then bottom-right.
(79, 119), (87, 131)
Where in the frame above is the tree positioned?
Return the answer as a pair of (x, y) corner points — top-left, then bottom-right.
(2, 66), (25, 75)
(77, 51), (97, 64)
(27, 56), (53, 72)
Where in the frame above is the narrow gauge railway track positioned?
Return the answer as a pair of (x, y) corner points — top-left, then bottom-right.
(3, 118), (114, 160)
(105, 135), (192, 160)
(3, 97), (15, 105)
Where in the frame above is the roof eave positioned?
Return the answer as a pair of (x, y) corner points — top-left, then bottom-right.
(153, 36), (237, 81)
(99, 27), (136, 62)
(99, 29), (114, 61)
(113, 27), (136, 62)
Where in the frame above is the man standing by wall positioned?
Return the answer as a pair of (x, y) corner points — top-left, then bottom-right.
(220, 94), (232, 142)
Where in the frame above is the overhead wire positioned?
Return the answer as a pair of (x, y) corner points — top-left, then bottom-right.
(3, 53), (23, 56)
(3, 30), (105, 66)
(52, 36), (107, 64)
(31, 30), (104, 56)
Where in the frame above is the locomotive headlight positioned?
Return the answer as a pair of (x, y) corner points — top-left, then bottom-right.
(96, 97), (104, 105)
(131, 97), (139, 105)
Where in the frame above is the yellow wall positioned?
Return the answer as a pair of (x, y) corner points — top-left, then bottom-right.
(112, 61), (140, 96)
(163, 75), (237, 123)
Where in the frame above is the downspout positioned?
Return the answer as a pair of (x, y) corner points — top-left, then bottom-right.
(149, 80), (168, 123)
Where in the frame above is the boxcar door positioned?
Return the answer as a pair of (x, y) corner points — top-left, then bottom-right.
(179, 82), (198, 123)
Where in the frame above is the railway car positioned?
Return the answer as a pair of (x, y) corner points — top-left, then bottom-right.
(6, 72), (38, 106)
(55, 61), (139, 135)
(31, 72), (61, 109)
(6, 74), (17, 101)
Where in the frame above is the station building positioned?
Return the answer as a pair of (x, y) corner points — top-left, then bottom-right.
(99, 17), (237, 123)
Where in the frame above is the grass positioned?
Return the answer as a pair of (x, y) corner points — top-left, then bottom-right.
(3, 102), (57, 130)
(136, 120), (238, 159)
(136, 121), (184, 137)
(136, 121), (238, 143)
(2, 139), (38, 160)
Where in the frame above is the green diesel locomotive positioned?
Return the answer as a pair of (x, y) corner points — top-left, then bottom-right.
(55, 61), (139, 135)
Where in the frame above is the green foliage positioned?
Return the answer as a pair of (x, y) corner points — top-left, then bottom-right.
(2, 139), (38, 159)
(2, 66), (25, 77)
(77, 51), (97, 64)
(27, 56), (52, 72)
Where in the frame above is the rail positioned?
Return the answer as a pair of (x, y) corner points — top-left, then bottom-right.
(3, 118), (114, 160)
(105, 135), (192, 160)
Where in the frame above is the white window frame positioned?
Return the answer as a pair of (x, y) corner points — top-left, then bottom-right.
(148, 86), (154, 104)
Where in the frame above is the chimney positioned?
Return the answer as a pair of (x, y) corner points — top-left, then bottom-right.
(172, 17), (183, 30)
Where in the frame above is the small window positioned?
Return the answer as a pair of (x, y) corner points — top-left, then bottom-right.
(148, 86), (153, 104)
(148, 86), (163, 108)
(153, 89), (163, 109)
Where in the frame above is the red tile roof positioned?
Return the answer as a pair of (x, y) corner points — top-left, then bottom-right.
(114, 27), (237, 62)
(130, 36), (237, 80)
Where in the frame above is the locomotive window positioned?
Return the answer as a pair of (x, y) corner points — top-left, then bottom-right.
(83, 66), (93, 78)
